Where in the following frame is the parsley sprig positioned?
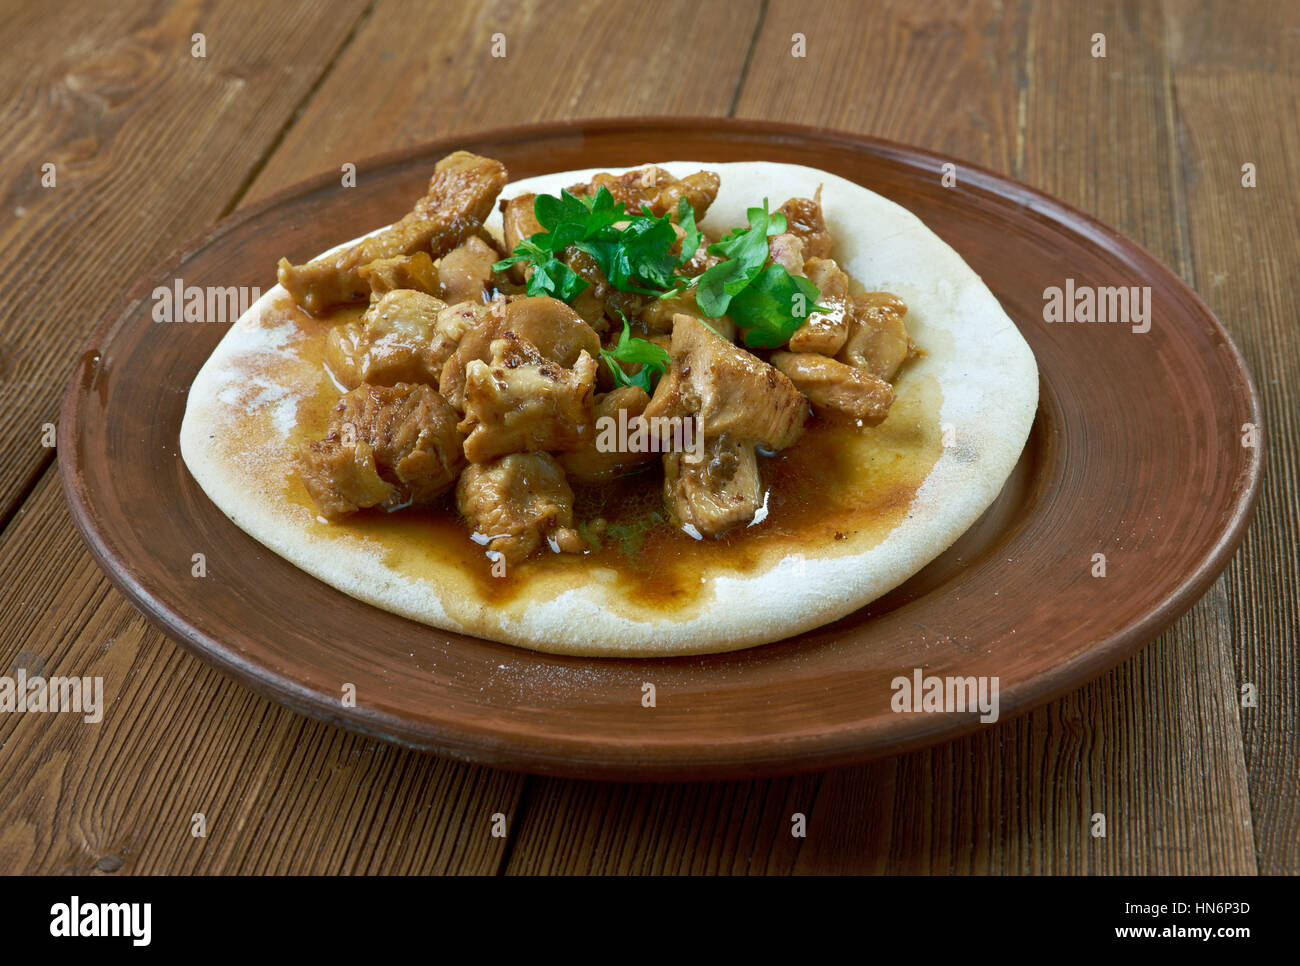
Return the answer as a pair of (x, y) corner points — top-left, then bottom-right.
(694, 199), (827, 348)
(494, 186), (828, 351)
(599, 316), (670, 393)
(494, 187), (687, 300)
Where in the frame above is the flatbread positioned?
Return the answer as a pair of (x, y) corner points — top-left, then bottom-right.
(180, 161), (1038, 656)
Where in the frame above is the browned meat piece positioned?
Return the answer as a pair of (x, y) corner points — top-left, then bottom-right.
(501, 192), (543, 249)
(325, 290), (447, 390)
(771, 351), (895, 425)
(768, 232), (805, 277)
(568, 167), (721, 220)
(277, 151), (508, 314)
(637, 290), (734, 341)
(437, 235), (498, 304)
(644, 315), (807, 451)
(560, 247), (643, 333)
(557, 386), (656, 483)
(777, 190), (833, 260)
(657, 171), (723, 221)
(566, 248), (611, 330)
(788, 256), (850, 355)
(638, 293), (687, 334)
(358, 252), (441, 303)
(499, 192), (543, 285)
(299, 382), (465, 519)
(458, 333), (598, 463)
(838, 292), (917, 381)
(426, 298), (497, 373)
(440, 296), (601, 410)
(677, 227), (724, 277)
(663, 434), (762, 537)
(456, 452), (583, 565)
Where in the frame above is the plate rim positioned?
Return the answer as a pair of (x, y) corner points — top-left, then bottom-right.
(57, 116), (1265, 780)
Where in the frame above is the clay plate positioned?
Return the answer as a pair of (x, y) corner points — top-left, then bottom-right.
(58, 119), (1262, 780)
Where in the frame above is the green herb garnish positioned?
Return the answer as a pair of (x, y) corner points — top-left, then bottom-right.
(693, 198), (828, 348)
(727, 264), (826, 349)
(494, 187), (687, 300)
(496, 187), (828, 351)
(494, 237), (588, 301)
(676, 196), (701, 264)
(599, 316), (671, 393)
(578, 204), (679, 294)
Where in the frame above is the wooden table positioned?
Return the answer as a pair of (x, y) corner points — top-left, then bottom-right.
(1, 0), (1294, 875)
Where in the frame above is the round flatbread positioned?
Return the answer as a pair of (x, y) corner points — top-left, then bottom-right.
(180, 161), (1038, 656)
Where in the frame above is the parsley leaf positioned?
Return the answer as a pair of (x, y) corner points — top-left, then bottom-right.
(534, 187), (623, 250)
(494, 239), (588, 301)
(695, 199), (787, 317)
(494, 186), (682, 301)
(578, 205), (679, 294)
(599, 317), (671, 393)
(676, 196), (701, 264)
(728, 265), (828, 349)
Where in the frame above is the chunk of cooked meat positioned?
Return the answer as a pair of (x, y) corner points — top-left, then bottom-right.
(663, 434), (762, 538)
(358, 251), (441, 303)
(777, 190), (833, 260)
(560, 247), (644, 333)
(676, 224), (725, 277)
(637, 290), (734, 341)
(498, 192), (543, 285)
(557, 386), (656, 483)
(838, 292), (917, 381)
(325, 289), (447, 389)
(568, 166), (721, 221)
(440, 296), (601, 410)
(788, 256), (850, 355)
(277, 151), (508, 314)
(657, 170), (723, 222)
(437, 234), (499, 304)
(299, 382), (465, 519)
(644, 314), (807, 451)
(459, 333), (598, 462)
(768, 232), (805, 277)
(771, 351), (895, 425)
(456, 452), (583, 565)
(423, 297), (495, 374)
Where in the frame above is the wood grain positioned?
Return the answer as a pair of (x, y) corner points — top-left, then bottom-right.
(0, 0), (370, 527)
(242, 0), (763, 204)
(724, 0), (1255, 874)
(0, 0), (764, 874)
(1163, 0), (1300, 874)
(0, 472), (523, 874)
(0, 0), (1292, 874)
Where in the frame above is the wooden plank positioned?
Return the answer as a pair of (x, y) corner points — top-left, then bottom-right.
(0, 470), (523, 874)
(2, 0), (764, 875)
(506, 633), (1253, 874)
(7, 0), (1276, 875)
(504, 773), (823, 875)
(498, 0), (1257, 874)
(733, 0), (1024, 171)
(0, 0), (370, 527)
(243, 0), (764, 204)
(1163, 0), (1300, 874)
(1006, 0), (1253, 875)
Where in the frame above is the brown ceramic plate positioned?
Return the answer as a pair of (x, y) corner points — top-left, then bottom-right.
(59, 119), (1262, 780)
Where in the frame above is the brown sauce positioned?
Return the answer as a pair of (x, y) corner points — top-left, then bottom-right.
(280, 297), (944, 621)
